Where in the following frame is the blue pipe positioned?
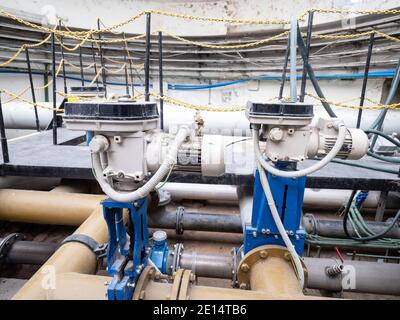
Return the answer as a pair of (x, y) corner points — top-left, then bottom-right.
(0, 68), (396, 90)
(168, 70), (396, 90)
(0, 69), (146, 87)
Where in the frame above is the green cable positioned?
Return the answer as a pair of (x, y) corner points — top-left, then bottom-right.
(367, 151), (400, 164)
(364, 129), (400, 148)
(331, 159), (399, 175)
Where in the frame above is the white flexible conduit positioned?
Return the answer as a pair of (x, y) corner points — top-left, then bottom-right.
(253, 122), (347, 178)
(92, 127), (190, 203)
(253, 122), (346, 289)
(257, 162), (305, 289)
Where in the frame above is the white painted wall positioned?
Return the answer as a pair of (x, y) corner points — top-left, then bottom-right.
(1, 0), (399, 35)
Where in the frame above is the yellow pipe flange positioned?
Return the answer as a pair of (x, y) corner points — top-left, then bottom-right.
(236, 245), (308, 291)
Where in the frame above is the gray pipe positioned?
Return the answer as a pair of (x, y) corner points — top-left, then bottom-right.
(179, 251), (234, 279)
(303, 214), (400, 239)
(3, 237), (400, 295)
(305, 257), (400, 295)
(1, 239), (58, 265)
(171, 251), (400, 295)
(148, 209), (242, 234)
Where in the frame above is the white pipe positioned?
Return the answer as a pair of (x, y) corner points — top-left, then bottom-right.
(253, 122), (347, 178)
(162, 106), (400, 137)
(160, 182), (238, 201)
(257, 162), (305, 288)
(92, 126), (190, 203)
(158, 183), (394, 210)
(3, 102), (53, 130)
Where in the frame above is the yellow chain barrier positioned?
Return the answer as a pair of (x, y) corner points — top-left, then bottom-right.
(150, 92), (245, 112)
(64, 59), (96, 71)
(104, 64), (127, 74)
(1, 89), (63, 112)
(2, 86), (30, 104)
(311, 30), (400, 43)
(161, 30), (289, 49)
(0, 33), (53, 67)
(149, 9), (290, 25)
(89, 67), (104, 86)
(305, 93), (400, 110)
(310, 8), (400, 16)
(1, 7), (399, 42)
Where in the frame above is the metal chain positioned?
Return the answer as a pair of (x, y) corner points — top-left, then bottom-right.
(150, 92), (245, 112)
(161, 30), (289, 49)
(1, 89), (64, 111)
(306, 93), (400, 110)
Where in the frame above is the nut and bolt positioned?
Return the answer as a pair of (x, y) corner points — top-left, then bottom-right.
(261, 228), (270, 235)
(240, 263), (250, 273)
(259, 250), (268, 259)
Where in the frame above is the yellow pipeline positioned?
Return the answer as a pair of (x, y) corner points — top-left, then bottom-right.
(0, 189), (104, 226)
(13, 206), (107, 299)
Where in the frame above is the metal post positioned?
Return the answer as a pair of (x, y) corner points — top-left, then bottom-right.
(97, 19), (107, 96)
(297, 25), (337, 118)
(278, 37), (291, 100)
(90, 36), (99, 90)
(58, 20), (68, 94)
(356, 33), (375, 129)
(299, 11), (314, 102)
(79, 46), (85, 87)
(123, 32), (135, 97)
(290, 18), (298, 102)
(144, 12), (151, 101)
(158, 31), (164, 130)
(44, 64), (49, 102)
(25, 48), (40, 131)
(51, 32), (57, 145)
(123, 47), (129, 95)
(0, 93), (9, 163)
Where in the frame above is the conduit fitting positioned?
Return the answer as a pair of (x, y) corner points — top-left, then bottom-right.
(236, 245), (307, 296)
(89, 135), (109, 153)
(325, 264), (344, 278)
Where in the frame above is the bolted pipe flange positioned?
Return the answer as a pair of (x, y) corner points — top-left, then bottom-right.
(175, 207), (184, 235)
(236, 245), (308, 291)
(169, 243), (184, 275)
(0, 233), (25, 269)
(133, 266), (157, 300)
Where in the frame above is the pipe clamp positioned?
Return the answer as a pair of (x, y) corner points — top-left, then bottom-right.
(61, 234), (107, 259)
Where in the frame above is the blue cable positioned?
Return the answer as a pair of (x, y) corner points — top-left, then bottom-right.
(1, 68), (395, 90)
(168, 70), (396, 90)
(0, 69), (147, 87)
(355, 191), (369, 209)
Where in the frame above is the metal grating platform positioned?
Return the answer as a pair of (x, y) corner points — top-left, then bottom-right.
(0, 128), (399, 191)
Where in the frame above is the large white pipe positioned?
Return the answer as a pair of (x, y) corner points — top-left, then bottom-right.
(162, 105), (400, 136)
(161, 182), (238, 201)
(160, 183), (395, 210)
(4, 101), (399, 135)
(3, 102), (54, 130)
